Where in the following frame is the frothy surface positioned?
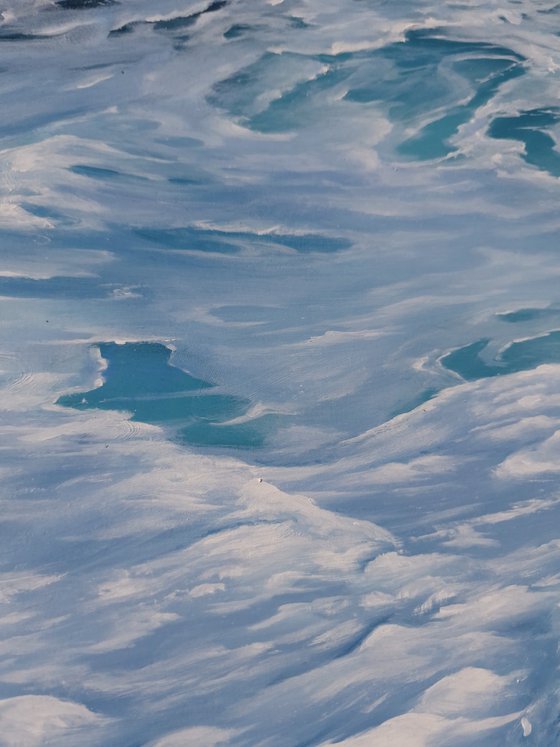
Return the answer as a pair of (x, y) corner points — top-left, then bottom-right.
(1, 0), (560, 744)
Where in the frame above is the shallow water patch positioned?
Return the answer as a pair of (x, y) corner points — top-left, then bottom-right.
(489, 108), (560, 177)
(57, 342), (269, 448)
(208, 51), (330, 132)
(442, 332), (560, 380)
(345, 30), (525, 160)
(209, 29), (525, 154)
(497, 306), (560, 324)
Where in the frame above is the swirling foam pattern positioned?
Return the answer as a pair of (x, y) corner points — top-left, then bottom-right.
(2, 0), (560, 744)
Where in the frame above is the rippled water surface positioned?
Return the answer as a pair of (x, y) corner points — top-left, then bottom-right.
(2, 1), (560, 745)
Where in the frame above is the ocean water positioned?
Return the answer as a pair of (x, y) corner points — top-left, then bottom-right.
(2, 0), (560, 745)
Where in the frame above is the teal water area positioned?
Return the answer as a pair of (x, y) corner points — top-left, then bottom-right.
(442, 332), (560, 380)
(347, 31), (525, 161)
(57, 342), (268, 448)
(394, 37), (525, 159)
(208, 30), (524, 161)
(488, 108), (560, 177)
(497, 305), (560, 323)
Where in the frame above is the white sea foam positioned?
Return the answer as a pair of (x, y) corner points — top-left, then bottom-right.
(0, 696), (106, 747)
(2, 0), (560, 743)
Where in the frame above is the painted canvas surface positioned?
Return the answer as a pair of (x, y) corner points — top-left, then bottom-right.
(1, 0), (560, 744)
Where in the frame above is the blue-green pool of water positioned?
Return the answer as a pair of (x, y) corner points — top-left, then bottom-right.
(489, 108), (560, 177)
(57, 342), (268, 448)
(442, 331), (560, 380)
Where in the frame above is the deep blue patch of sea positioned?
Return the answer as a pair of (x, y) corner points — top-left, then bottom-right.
(2, 1), (560, 745)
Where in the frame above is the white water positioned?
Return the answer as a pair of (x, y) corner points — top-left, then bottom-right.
(1, 0), (560, 744)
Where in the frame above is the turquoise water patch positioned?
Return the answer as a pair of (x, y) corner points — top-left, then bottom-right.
(441, 338), (497, 379)
(398, 58), (524, 160)
(345, 30), (524, 160)
(208, 51), (337, 133)
(442, 332), (560, 380)
(489, 108), (560, 177)
(57, 342), (268, 448)
(345, 31), (524, 119)
(209, 29), (524, 152)
(497, 306), (560, 323)
(180, 420), (266, 448)
(248, 67), (349, 134)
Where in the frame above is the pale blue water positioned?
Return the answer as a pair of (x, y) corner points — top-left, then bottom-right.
(3, 1), (560, 745)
